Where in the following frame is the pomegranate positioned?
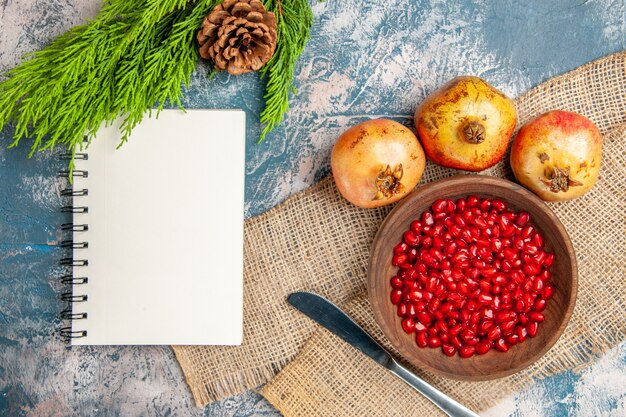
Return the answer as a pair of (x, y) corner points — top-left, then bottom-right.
(414, 76), (517, 171)
(389, 196), (554, 358)
(331, 119), (426, 208)
(511, 110), (602, 201)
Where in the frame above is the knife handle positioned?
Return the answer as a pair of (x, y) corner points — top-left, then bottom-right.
(388, 360), (481, 417)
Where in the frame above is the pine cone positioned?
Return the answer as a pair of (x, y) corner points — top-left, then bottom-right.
(197, 0), (278, 76)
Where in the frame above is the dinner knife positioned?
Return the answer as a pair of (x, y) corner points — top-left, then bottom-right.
(287, 291), (480, 417)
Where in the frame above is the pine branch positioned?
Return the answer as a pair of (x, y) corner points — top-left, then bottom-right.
(0, 0), (216, 176)
(259, 0), (314, 141)
(0, 0), (315, 174)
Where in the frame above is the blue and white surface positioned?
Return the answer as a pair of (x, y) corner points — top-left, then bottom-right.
(1, 1), (625, 416)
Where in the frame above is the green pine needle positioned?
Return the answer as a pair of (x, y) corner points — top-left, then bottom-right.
(260, 0), (314, 142)
(0, 0), (314, 175)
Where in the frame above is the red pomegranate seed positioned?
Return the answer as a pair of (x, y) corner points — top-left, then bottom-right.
(534, 299), (547, 312)
(527, 321), (539, 337)
(495, 310), (516, 322)
(477, 293), (494, 305)
(519, 313), (529, 325)
(495, 338), (509, 352)
(529, 312), (545, 322)
(415, 322), (427, 333)
(543, 285), (555, 299)
(516, 212), (530, 226)
(523, 263), (541, 276)
(532, 277), (545, 292)
(459, 345), (476, 358)
(514, 300), (525, 313)
(410, 220), (422, 234)
(475, 341), (491, 355)
(516, 325), (528, 341)
(478, 319), (493, 335)
(422, 211), (435, 226)
(492, 273), (508, 286)
(487, 325), (502, 341)
(501, 320), (517, 335)
(521, 225), (535, 239)
(492, 199), (507, 212)
(416, 332), (428, 347)
(432, 199), (448, 213)
(442, 344), (456, 357)
(466, 195), (479, 207)
(502, 247), (518, 262)
(428, 336), (442, 348)
(390, 276), (403, 290)
(403, 230), (420, 246)
(506, 334), (520, 345)
(394, 242), (408, 255)
(397, 303), (408, 317)
(402, 318), (415, 334)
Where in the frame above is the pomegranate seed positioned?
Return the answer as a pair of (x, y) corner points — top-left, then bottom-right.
(428, 336), (442, 348)
(514, 300), (525, 313)
(534, 299), (547, 311)
(416, 332), (428, 347)
(516, 325), (528, 341)
(456, 198), (467, 213)
(532, 277), (545, 292)
(427, 327), (438, 337)
(442, 344), (456, 356)
(532, 232), (544, 247)
(506, 334), (520, 345)
(397, 303), (408, 317)
(491, 238), (503, 252)
(515, 212), (530, 226)
(459, 345), (476, 358)
(393, 242), (408, 255)
(523, 263), (541, 275)
(466, 195), (479, 207)
(410, 220), (422, 234)
(543, 285), (555, 299)
(492, 199), (506, 212)
(476, 341), (491, 355)
(495, 338), (509, 352)
(415, 322), (427, 333)
(492, 273), (508, 286)
(519, 313), (529, 325)
(481, 307), (495, 320)
(529, 311), (545, 322)
(477, 293), (494, 305)
(495, 310), (516, 322)
(487, 325), (502, 341)
(403, 231), (420, 246)
(521, 225), (535, 239)
(432, 199), (447, 213)
(479, 199), (492, 211)
(478, 319), (493, 335)
(402, 318), (415, 333)
(422, 211), (435, 226)
(501, 320), (517, 335)
(390, 290), (403, 304)
(527, 321), (539, 337)
(390, 276), (403, 290)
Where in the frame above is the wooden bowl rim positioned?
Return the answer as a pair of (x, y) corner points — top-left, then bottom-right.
(367, 174), (578, 380)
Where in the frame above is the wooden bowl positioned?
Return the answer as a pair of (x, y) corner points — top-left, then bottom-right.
(367, 175), (577, 380)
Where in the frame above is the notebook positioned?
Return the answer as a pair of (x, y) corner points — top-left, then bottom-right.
(61, 109), (245, 345)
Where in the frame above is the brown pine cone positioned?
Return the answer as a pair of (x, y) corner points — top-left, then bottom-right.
(197, 0), (278, 76)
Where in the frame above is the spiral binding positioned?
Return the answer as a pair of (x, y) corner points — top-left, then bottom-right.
(59, 152), (89, 340)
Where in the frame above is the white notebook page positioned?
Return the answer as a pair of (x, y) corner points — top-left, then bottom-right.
(70, 109), (245, 345)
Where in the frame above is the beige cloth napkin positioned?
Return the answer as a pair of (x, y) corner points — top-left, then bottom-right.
(173, 52), (626, 414)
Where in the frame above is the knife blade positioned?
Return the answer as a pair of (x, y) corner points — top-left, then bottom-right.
(288, 291), (480, 417)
